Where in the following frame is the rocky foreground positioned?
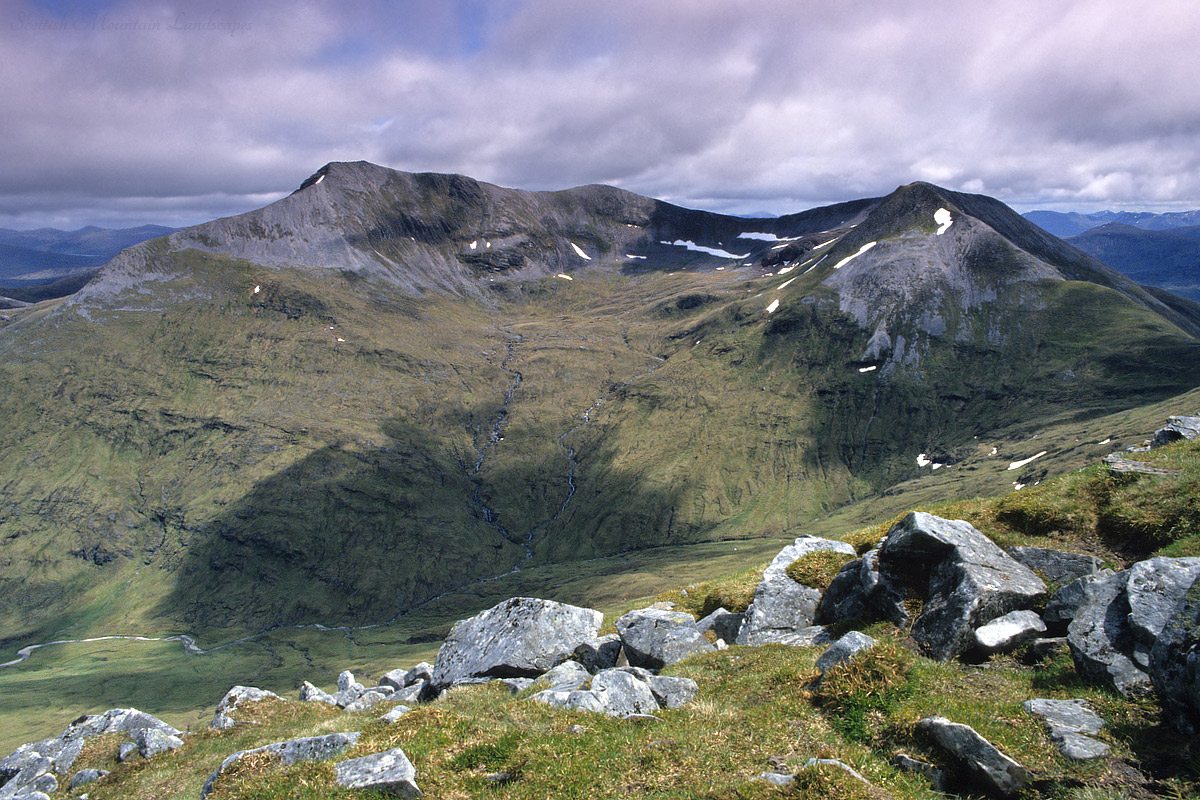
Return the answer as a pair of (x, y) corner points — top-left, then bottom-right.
(3, 420), (1199, 799)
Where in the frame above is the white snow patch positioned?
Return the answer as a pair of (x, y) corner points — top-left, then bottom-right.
(252, 285), (260, 294)
(934, 207), (953, 235)
(556, 273), (573, 281)
(1007, 451), (1047, 471)
(989, 446), (998, 456)
(833, 241), (877, 270)
(763, 272), (774, 277)
(716, 266), (725, 271)
(1013, 482), (1026, 491)
(777, 277), (797, 290)
(917, 453), (932, 467)
(777, 265), (795, 275)
(569, 242), (591, 260)
(766, 299), (780, 314)
(738, 231), (793, 242)
(313, 174), (325, 185)
(660, 240), (748, 259)
(771, 243), (790, 250)
(336, 337), (345, 342)
(1098, 438), (1111, 445)
(858, 365), (878, 373)
(486, 241), (491, 248)
(931, 463), (944, 470)
(470, 240), (478, 250)
(625, 254), (646, 260)
(803, 255), (828, 274)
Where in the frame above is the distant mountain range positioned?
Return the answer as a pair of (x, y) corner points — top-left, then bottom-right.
(0, 224), (174, 290)
(1022, 209), (1200, 238)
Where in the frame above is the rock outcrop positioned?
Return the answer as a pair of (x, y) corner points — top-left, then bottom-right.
(1149, 574), (1200, 734)
(917, 716), (1031, 798)
(334, 747), (422, 798)
(737, 535), (855, 646)
(200, 732), (362, 799)
(431, 597), (602, 689)
(615, 606), (715, 669)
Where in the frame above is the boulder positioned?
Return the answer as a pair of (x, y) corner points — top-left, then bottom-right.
(344, 690), (390, 713)
(117, 742), (138, 762)
(1150, 574), (1200, 734)
(616, 607), (715, 668)
(1043, 572), (1114, 627)
(751, 772), (796, 787)
(562, 634), (623, 673)
(644, 674), (699, 709)
(211, 685), (281, 729)
(1067, 570), (1150, 696)
(737, 536), (855, 646)
(881, 513), (1046, 661)
(1126, 557), (1200, 647)
(586, 669), (661, 716)
(392, 680), (436, 705)
(1007, 546), (1102, 586)
(815, 631), (877, 676)
(68, 768), (108, 790)
(695, 608), (743, 645)
(199, 732), (361, 799)
(531, 667), (695, 717)
(0, 756), (54, 800)
(498, 678), (535, 694)
(402, 662), (434, 687)
(379, 669), (408, 691)
(814, 558), (872, 625)
(1152, 415), (1200, 447)
(135, 727), (184, 758)
(537, 661), (591, 691)
(917, 716), (1031, 798)
(432, 597), (602, 689)
(299, 681), (337, 705)
(379, 705), (413, 724)
(1023, 698), (1109, 760)
(334, 747), (422, 798)
(974, 610), (1047, 654)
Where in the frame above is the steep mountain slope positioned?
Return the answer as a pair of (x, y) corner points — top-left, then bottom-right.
(1067, 222), (1200, 303)
(1, 166), (1198, 653)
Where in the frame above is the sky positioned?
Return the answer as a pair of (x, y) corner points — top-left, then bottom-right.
(2, 0), (1199, 230)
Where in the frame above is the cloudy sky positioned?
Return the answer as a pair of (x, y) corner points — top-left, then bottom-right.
(2, 0), (1198, 230)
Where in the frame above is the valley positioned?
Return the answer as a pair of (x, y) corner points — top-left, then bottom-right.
(2, 166), (1200, 762)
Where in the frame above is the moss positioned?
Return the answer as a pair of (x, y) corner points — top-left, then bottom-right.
(785, 551), (855, 590)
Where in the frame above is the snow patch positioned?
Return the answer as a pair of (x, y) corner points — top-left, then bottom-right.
(777, 277), (797, 290)
(716, 266), (725, 271)
(738, 232), (792, 242)
(313, 174), (325, 186)
(252, 285), (260, 294)
(569, 242), (592, 260)
(833, 241), (877, 270)
(470, 241), (478, 250)
(765, 299), (780, 314)
(858, 365), (877, 373)
(660, 240), (748, 259)
(1007, 451), (1047, 471)
(803, 255), (828, 274)
(1098, 438), (1111, 445)
(931, 463), (944, 470)
(777, 265), (795, 275)
(934, 207), (953, 235)
(917, 453), (932, 467)
(989, 446), (998, 456)
(625, 254), (646, 260)
(556, 273), (573, 281)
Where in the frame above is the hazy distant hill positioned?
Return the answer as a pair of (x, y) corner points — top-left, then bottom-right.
(1064, 222), (1200, 303)
(0, 224), (174, 285)
(1023, 209), (1200, 238)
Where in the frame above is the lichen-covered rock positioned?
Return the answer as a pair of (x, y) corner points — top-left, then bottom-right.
(881, 513), (1046, 661)
(379, 705), (413, 724)
(644, 674), (699, 709)
(738, 536), (855, 646)
(1149, 574), (1200, 734)
(199, 732), (361, 799)
(432, 597), (602, 689)
(974, 610), (1047, 654)
(68, 768), (108, 790)
(334, 747), (422, 798)
(299, 681), (338, 705)
(531, 667), (696, 717)
(616, 607), (714, 668)
(1126, 557), (1200, 646)
(135, 727), (184, 759)
(561, 634), (623, 673)
(344, 690), (389, 713)
(917, 716), (1031, 797)
(1152, 415), (1200, 447)
(1043, 572), (1114, 627)
(815, 631), (877, 675)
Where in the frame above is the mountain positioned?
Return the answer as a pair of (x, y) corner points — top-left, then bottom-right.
(2, 163), (1199, 653)
(1063, 222), (1200, 303)
(1023, 208), (1200, 238)
(0, 224), (174, 290)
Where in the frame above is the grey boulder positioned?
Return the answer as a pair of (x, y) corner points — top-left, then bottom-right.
(299, 681), (337, 705)
(616, 607), (714, 669)
(211, 685), (281, 729)
(561, 634), (623, 673)
(1150, 574), (1200, 734)
(199, 732), (361, 799)
(531, 667), (697, 717)
(695, 608), (743, 645)
(1023, 698), (1109, 760)
(881, 513), (1046, 661)
(1007, 546), (1102, 586)
(1067, 570), (1150, 696)
(815, 631), (877, 676)
(135, 727), (184, 758)
(334, 747), (422, 798)
(737, 536), (855, 646)
(917, 716), (1031, 798)
(1153, 415), (1200, 447)
(68, 768), (108, 790)
(974, 610), (1047, 654)
(432, 597), (602, 689)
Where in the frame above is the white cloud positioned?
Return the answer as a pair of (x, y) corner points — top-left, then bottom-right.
(0, 0), (1198, 228)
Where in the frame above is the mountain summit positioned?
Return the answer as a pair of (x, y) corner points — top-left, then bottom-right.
(2, 164), (1198, 644)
